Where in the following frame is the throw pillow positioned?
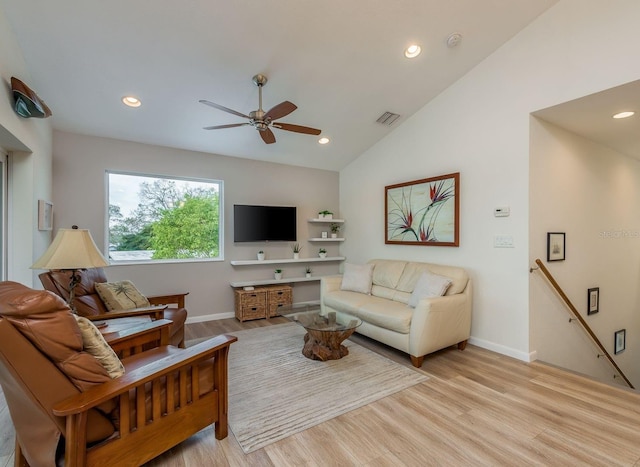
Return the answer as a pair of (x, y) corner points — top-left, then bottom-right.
(408, 271), (452, 308)
(95, 280), (150, 311)
(340, 263), (374, 294)
(74, 315), (125, 379)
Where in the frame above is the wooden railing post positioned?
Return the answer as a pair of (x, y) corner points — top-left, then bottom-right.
(532, 258), (634, 389)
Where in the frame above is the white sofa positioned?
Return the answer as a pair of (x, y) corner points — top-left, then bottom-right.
(321, 259), (472, 367)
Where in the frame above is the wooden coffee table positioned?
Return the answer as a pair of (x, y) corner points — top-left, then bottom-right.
(281, 305), (362, 361)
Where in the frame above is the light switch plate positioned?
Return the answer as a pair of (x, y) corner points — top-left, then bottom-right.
(494, 206), (510, 217)
(494, 235), (514, 248)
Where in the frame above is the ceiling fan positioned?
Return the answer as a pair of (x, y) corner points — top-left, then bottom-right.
(200, 74), (322, 144)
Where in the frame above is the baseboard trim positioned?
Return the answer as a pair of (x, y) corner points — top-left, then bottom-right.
(186, 312), (235, 323)
(469, 336), (536, 362)
(185, 300), (321, 324)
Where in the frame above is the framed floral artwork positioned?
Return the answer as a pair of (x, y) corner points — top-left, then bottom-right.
(385, 172), (459, 246)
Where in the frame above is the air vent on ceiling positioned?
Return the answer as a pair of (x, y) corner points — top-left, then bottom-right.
(376, 111), (401, 126)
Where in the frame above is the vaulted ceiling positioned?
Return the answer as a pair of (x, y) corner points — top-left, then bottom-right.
(2, 0), (559, 170)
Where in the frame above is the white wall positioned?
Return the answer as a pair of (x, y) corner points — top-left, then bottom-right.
(0, 6), (53, 286)
(339, 0), (640, 360)
(52, 131), (339, 320)
(530, 118), (640, 387)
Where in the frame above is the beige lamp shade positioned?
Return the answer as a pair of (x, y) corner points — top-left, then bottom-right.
(31, 228), (109, 270)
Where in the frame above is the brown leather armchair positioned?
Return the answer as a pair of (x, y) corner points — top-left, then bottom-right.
(0, 281), (236, 467)
(39, 268), (188, 347)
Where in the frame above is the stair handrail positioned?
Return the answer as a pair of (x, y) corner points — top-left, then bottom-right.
(531, 258), (634, 389)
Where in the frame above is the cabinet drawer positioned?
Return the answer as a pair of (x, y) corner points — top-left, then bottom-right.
(267, 287), (292, 317)
(268, 302), (289, 317)
(241, 305), (267, 321)
(267, 288), (292, 304)
(239, 291), (266, 307)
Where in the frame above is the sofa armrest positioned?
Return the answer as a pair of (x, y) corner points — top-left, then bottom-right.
(320, 275), (342, 314)
(52, 333), (237, 463)
(408, 280), (472, 357)
(148, 293), (189, 309)
(52, 333), (237, 416)
(86, 305), (167, 321)
(321, 275), (342, 294)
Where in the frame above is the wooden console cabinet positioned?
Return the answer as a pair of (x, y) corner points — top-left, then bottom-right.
(234, 285), (292, 322)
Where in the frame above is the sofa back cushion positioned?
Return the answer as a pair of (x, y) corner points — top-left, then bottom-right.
(369, 260), (407, 288)
(0, 282), (113, 391)
(396, 262), (468, 296)
(365, 260), (468, 303)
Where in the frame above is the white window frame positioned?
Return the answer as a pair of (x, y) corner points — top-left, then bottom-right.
(105, 170), (224, 265)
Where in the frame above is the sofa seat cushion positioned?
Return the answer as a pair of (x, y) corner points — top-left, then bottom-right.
(325, 291), (413, 334)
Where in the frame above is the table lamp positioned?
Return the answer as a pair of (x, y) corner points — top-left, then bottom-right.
(31, 225), (109, 312)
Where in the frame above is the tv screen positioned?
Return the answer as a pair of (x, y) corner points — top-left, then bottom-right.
(234, 205), (297, 242)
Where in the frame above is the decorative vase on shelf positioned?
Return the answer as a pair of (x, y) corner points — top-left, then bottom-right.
(257, 252), (265, 261)
(274, 270), (283, 280)
(319, 252), (327, 259)
(306, 272), (311, 278)
(331, 233), (337, 239)
(293, 252), (300, 260)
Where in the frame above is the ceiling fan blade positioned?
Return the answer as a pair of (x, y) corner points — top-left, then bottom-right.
(273, 122), (322, 136)
(203, 123), (250, 130)
(264, 101), (297, 121)
(260, 128), (276, 144)
(199, 99), (250, 119)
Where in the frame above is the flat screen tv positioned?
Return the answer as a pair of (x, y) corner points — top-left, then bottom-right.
(233, 204), (297, 242)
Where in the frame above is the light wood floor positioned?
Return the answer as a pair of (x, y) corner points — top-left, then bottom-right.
(3, 317), (640, 466)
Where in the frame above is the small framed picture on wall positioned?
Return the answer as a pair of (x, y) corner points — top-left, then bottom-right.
(587, 287), (599, 315)
(546, 232), (565, 262)
(614, 329), (626, 355)
(38, 200), (53, 231)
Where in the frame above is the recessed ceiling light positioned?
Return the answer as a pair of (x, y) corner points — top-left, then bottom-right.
(404, 44), (421, 59)
(318, 137), (330, 145)
(612, 111), (635, 119)
(122, 96), (141, 108)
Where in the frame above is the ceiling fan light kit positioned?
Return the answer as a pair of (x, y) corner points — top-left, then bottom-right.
(200, 74), (321, 144)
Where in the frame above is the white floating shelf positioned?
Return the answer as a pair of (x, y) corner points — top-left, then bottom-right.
(308, 218), (345, 223)
(309, 238), (345, 242)
(230, 276), (323, 288)
(230, 256), (345, 266)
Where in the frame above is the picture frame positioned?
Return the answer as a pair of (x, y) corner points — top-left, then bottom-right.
(385, 172), (459, 246)
(614, 329), (626, 355)
(587, 287), (599, 315)
(37, 200), (53, 231)
(546, 232), (565, 261)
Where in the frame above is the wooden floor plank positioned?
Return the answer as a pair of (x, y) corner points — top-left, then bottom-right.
(2, 317), (640, 466)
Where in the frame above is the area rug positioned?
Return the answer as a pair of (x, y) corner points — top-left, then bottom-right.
(225, 322), (428, 453)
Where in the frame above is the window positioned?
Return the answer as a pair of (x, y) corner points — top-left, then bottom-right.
(107, 171), (223, 263)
